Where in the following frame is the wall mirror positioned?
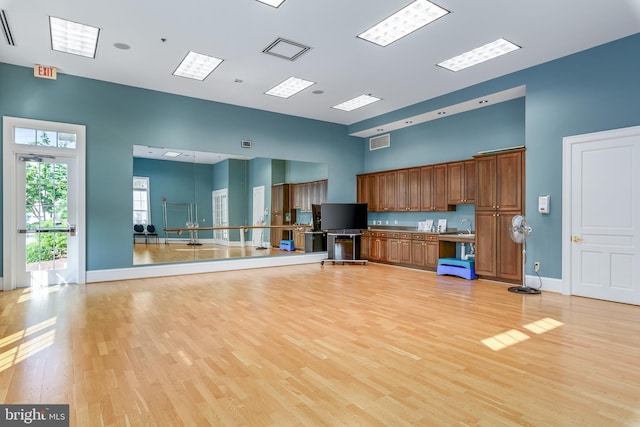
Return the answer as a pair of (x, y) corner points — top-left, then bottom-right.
(132, 145), (328, 265)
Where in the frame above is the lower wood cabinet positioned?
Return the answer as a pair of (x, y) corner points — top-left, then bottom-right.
(475, 210), (522, 281)
(293, 230), (305, 252)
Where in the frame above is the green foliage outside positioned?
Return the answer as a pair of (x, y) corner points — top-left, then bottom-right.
(24, 131), (69, 264)
(26, 220), (68, 263)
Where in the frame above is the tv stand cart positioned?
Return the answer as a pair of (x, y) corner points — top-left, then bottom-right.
(321, 232), (367, 265)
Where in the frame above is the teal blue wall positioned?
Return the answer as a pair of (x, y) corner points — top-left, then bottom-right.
(133, 158), (213, 237)
(0, 62), (361, 273)
(351, 33), (640, 279)
(287, 161), (328, 183)
(2, 33), (640, 277)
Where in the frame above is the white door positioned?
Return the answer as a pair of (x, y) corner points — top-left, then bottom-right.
(563, 126), (640, 305)
(252, 186), (265, 247)
(212, 189), (228, 244)
(3, 117), (86, 290)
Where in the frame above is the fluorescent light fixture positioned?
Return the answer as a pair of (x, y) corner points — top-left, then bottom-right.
(49, 16), (100, 58)
(438, 38), (521, 72)
(358, 0), (449, 47)
(162, 151), (182, 158)
(333, 95), (381, 111)
(256, 0), (286, 7)
(173, 51), (223, 81)
(265, 77), (315, 98)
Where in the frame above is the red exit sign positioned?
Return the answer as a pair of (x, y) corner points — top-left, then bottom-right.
(34, 65), (57, 80)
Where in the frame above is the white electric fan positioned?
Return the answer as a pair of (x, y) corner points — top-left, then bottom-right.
(508, 215), (541, 294)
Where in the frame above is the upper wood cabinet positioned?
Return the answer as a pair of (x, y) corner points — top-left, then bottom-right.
(291, 180), (327, 212)
(357, 174), (377, 211)
(475, 149), (524, 212)
(447, 160), (476, 204)
(420, 164), (452, 212)
(376, 171), (397, 212)
(397, 168), (421, 211)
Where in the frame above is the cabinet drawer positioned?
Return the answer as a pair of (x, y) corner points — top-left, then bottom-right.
(376, 232), (388, 238)
(425, 234), (438, 242)
(412, 233), (425, 240)
(389, 232), (400, 238)
(399, 233), (411, 240)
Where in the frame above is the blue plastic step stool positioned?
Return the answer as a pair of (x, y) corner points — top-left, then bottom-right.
(436, 258), (477, 280)
(279, 239), (295, 251)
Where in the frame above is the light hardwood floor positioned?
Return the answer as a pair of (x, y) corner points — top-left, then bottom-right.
(133, 242), (301, 265)
(1, 263), (639, 426)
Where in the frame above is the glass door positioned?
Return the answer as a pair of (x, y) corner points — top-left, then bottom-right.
(3, 117), (85, 290)
(16, 156), (78, 287)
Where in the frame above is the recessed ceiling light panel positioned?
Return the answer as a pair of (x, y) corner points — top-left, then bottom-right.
(438, 38), (521, 72)
(358, 0), (449, 47)
(265, 77), (315, 98)
(49, 16), (100, 58)
(333, 95), (381, 111)
(256, 0), (286, 7)
(173, 51), (224, 81)
(162, 151), (182, 158)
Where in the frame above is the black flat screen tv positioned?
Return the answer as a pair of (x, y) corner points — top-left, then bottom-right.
(320, 203), (368, 231)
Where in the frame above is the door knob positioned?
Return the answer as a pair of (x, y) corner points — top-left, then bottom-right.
(572, 236), (583, 243)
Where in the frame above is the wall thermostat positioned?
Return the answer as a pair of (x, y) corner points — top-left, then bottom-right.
(538, 195), (550, 214)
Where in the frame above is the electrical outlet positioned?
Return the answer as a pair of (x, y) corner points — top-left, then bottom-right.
(534, 261), (541, 272)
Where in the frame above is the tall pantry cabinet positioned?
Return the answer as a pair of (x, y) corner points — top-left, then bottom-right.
(474, 148), (525, 282)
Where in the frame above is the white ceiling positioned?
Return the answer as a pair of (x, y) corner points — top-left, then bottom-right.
(1, 0), (639, 127)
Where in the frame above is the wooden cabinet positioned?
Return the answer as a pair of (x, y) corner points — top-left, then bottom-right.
(387, 233), (401, 263)
(474, 149), (525, 282)
(376, 171), (397, 212)
(293, 230), (305, 252)
(448, 160), (476, 204)
(270, 184), (291, 248)
(360, 231), (372, 259)
(397, 168), (421, 211)
(420, 164), (453, 212)
(369, 231), (387, 262)
(475, 211), (522, 281)
(475, 150), (523, 212)
(357, 174), (377, 211)
(292, 180), (327, 212)
(409, 233), (439, 269)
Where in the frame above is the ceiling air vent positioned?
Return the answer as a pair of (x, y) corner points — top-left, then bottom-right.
(369, 134), (390, 151)
(1, 10), (15, 46)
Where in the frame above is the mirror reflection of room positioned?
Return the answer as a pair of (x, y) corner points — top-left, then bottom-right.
(132, 145), (328, 265)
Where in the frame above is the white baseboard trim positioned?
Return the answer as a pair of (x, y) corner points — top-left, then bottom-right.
(525, 274), (563, 294)
(86, 253), (328, 283)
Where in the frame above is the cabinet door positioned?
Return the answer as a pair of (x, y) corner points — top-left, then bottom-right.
(475, 156), (497, 210)
(463, 160), (476, 204)
(399, 239), (412, 264)
(496, 151), (523, 211)
(411, 240), (425, 267)
(420, 166), (434, 210)
(447, 161), (465, 205)
(360, 235), (370, 259)
(433, 164), (449, 211)
(272, 185), (284, 214)
(425, 241), (439, 269)
(384, 171), (397, 211)
(397, 169), (409, 211)
(475, 211), (497, 276)
(357, 175), (368, 205)
(408, 168), (421, 211)
(387, 238), (400, 263)
(497, 211), (523, 281)
(292, 184), (303, 210)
